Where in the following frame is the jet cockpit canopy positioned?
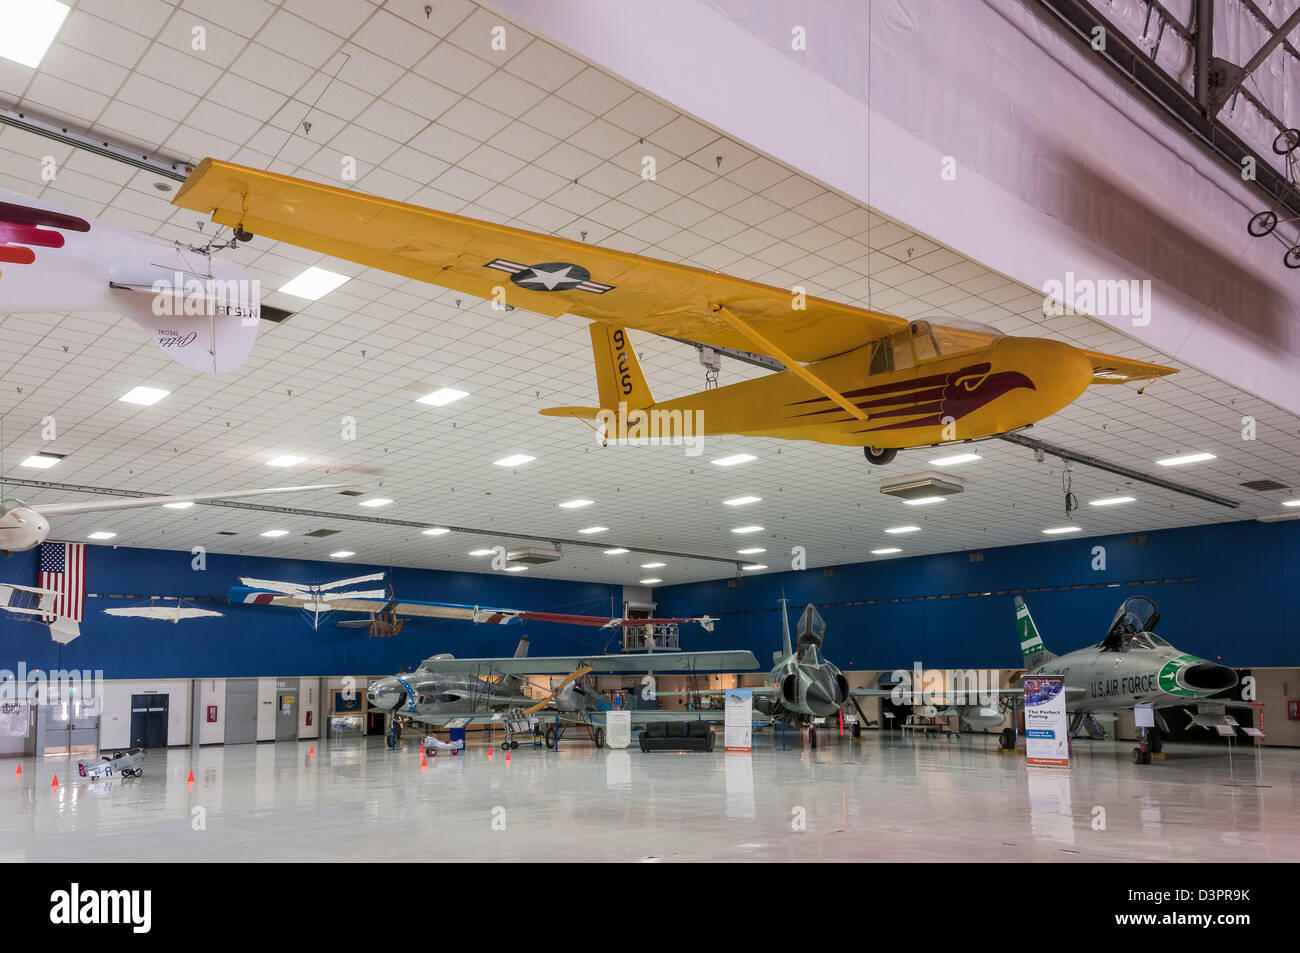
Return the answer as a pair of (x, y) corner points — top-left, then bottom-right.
(1101, 596), (1167, 652)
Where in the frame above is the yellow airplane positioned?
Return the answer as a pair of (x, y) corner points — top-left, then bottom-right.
(173, 159), (1175, 464)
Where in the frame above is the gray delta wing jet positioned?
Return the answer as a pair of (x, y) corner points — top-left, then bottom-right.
(1016, 595), (1250, 759)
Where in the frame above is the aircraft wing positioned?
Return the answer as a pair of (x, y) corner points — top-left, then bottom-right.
(31, 483), (363, 517)
(1079, 349), (1178, 384)
(104, 607), (223, 621)
(173, 159), (909, 363)
(420, 650), (759, 675)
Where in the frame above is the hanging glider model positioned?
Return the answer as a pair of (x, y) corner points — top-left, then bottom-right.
(231, 577), (718, 633)
(104, 599), (223, 623)
(0, 188), (287, 374)
(0, 483), (361, 555)
(173, 159), (1177, 465)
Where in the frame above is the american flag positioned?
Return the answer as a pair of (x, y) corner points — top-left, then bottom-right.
(38, 542), (86, 622)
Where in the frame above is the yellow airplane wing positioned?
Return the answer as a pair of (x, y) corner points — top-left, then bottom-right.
(172, 159), (908, 362)
(1079, 349), (1178, 383)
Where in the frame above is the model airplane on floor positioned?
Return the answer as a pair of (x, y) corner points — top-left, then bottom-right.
(172, 159), (1177, 465)
(233, 578), (718, 634)
(0, 189), (286, 374)
(76, 748), (146, 779)
(366, 636), (760, 747)
(0, 483), (360, 555)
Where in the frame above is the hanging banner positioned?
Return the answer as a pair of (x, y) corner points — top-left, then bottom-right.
(724, 688), (752, 752)
(0, 701), (29, 737)
(1023, 675), (1069, 767)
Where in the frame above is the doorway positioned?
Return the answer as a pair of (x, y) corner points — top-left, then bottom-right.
(130, 694), (168, 748)
(275, 683), (298, 741)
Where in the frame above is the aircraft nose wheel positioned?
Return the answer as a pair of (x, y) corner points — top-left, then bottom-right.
(863, 446), (897, 466)
(1132, 747), (1152, 765)
(998, 728), (1016, 750)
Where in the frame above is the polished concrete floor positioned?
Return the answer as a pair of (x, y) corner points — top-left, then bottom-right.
(2, 731), (1296, 862)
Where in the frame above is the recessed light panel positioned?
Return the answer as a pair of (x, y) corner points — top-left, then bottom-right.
(119, 386), (170, 406)
(279, 266), (350, 300)
(494, 454), (535, 467)
(1156, 452), (1215, 467)
(416, 387), (469, 407)
(712, 454), (756, 467)
(0, 0), (69, 68)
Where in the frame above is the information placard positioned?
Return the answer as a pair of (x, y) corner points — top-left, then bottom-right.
(1023, 675), (1069, 767)
(604, 710), (631, 749)
(724, 688), (753, 751)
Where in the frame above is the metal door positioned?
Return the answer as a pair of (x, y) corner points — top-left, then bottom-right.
(223, 679), (258, 744)
(130, 694), (168, 748)
(275, 686), (298, 741)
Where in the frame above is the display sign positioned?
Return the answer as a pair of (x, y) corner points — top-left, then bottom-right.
(604, 710), (631, 749)
(1134, 703), (1154, 728)
(1023, 675), (1069, 767)
(724, 688), (752, 752)
(0, 701), (28, 737)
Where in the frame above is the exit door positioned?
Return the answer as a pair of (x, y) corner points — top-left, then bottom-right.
(276, 692), (298, 741)
(130, 694), (168, 748)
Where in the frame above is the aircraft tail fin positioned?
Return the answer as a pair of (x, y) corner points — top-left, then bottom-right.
(513, 635), (530, 659)
(590, 322), (654, 412)
(1015, 597), (1053, 665)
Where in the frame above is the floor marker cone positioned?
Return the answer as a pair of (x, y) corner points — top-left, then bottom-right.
(51, 775), (58, 788)
(15, 765), (20, 776)
(309, 746), (314, 756)
(187, 770), (194, 783)
(421, 754), (426, 766)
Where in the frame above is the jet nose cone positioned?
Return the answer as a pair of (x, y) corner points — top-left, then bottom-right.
(366, 680), (403, 710)
(805, 675), (841, 716)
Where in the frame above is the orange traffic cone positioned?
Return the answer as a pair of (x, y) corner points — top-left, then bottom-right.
(15, 765), (20, 776)
(51, 775), (58, 788)
(420, 754), (427, 767)
(186, 770), (194, 783)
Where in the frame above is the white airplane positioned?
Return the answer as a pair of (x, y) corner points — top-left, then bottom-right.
(420, 733), (465, 757)
(0, 188), (277, 374)
(0, 483), (361, 554)
(76, 748), (146, 779)
(104, 600), (223, 623)
(0, 581), (79, 643)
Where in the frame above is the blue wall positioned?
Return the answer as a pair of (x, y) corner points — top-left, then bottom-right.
(0, 547), (627, 678)
(655, 520), (1300, 671)
(4, 518), (1296, 677)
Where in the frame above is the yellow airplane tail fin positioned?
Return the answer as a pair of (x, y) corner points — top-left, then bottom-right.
(590, 322), (654, 411)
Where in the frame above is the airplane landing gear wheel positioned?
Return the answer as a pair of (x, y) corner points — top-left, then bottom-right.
(1132, 747), (1151, 765)
(998, 728), (1016, 749)
(1284, 246), (1300, 269)
(509, 740), (518, 749)
(500, 740), (510, 751)
(594, 727), (606, 748)
(1249, 210), (1278, 237)
(863, 446), (897, 466)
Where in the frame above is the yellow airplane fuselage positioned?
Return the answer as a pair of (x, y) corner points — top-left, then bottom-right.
(647, 336), (1094, 449)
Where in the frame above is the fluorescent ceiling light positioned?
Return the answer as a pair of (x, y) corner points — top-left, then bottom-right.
(640, 562), (666, 569)
(1042, 526), (1083, 535)
(504, 565), (528, 572)
(884, 525), (920, 534)
(468, 548), (494, 556)
(279, 266), (350, 300)
(416, 387), (469, 407)
(731, 525), (764, 534)
(494, 454), (535, 467)
(639, 578), (662, 585)
(928, 452), (980, 466)
(741, 564), (767, 571)
(359, 498), (392, 508)
(903, 496), (944, 506)
(1089, 496), (1135, 507)
(712, 453), (756, 467)
(20, 454), (60, 469)
(603, 548), (629, 555)
(266, 455), (304, 468)
(871, 547), (901, 555)
(163, 501), (194, 510)
(119, 386), (170, 406)
(329, 551), (355, 559)
(1284, 500), (1300, 508)
(737, 547), (766, 555)
(577, 526), (608, 534)
(0, 0), (69, 68)
(261, 530), (290, 538)
(422, 527), (450, 536)
(1155, 452), (1216, 467)
(723, 495), (761, 506)
(558, 499), (593, 509)
(87, 531), (116, 541)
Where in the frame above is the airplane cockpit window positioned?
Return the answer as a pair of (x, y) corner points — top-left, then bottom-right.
(866, 327), (916, 376)
(909, 319), (1002, 362)
(0, 499), (27, 518)
(1100, 596), (1162, 652)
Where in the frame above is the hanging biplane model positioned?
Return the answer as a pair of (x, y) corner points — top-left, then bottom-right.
(0, 483), (360, 555)
(0, 188), (287, 374)
(232, 575), (719, 635)
(0, 581), (80, 643)
(173, 159), (1177, 465)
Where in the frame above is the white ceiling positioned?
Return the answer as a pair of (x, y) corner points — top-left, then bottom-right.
(1, 0), (1297, 588)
